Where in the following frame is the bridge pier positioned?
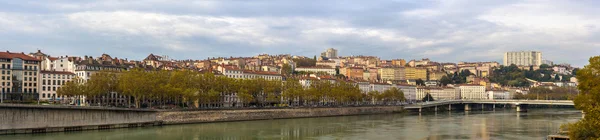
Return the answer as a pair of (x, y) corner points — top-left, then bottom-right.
(516, 104), (528, 112)
(435, 106), (438, 112)
(418, 108), (422, 113)
(481, 104), (485, 111)
(448, 104), (452, 111)
(464, 104), (471, 111)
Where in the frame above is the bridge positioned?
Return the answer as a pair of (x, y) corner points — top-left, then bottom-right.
(405, 100), (575, 112)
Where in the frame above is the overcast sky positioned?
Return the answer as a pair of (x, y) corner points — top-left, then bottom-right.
(1, 0), (598, 67)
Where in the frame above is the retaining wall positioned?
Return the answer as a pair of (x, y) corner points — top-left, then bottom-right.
(158, 106), (404, 124)
(0, 105), (403, 134)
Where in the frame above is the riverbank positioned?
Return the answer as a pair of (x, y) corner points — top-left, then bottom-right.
(0, 104), (404, 134)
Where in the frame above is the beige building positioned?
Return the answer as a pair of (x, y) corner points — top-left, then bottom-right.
(378, 67), (405, 81)
(1, 51), (41, 102)
(405, 67), (427, 80)
(429, 71), (446, 81)
(320, 48), (338, 59)
(503, 51), (542, 66)
(456, 84), (486, 100)
(39, 71), (75, 101)
(316, 60), (337, 68)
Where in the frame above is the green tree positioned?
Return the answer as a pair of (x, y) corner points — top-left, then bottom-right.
(440, 75), (451, 86)
(563, 56), (600, 139)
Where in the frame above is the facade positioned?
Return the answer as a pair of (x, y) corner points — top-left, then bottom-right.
(429, 71), (446, 81)
(295, 66), (336, 75)
(503, 51), (542, 66)
(405, 67), (427, 80)
(217, 65), (282, 80)
(344, 67), (364, 79)
(456, 84), (486, 100)
(395, 84), (417, 102)
(0, 51), (41, 102)
(417, 87), (458, 101)
(320, 48), (338, 59)
(391, 59), (406, 67)
(38, 71), (75, 101)
(487, 90), (510, 100)
(378, 67), (405, 81)
(316, 60), (337, 68)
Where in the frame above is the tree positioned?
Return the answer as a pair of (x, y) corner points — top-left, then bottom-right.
(554, 74), (561, 81)
(563, 56), (600, 139)
(117, 68), (151, 108)
(422, 93), (434, 102)
(539, 64), (551, 69)
(416, 79), (425, 86)
(281, 64), (293, 76)
(440, 75), (451, 86)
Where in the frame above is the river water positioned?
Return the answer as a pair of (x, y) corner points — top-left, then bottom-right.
(1, 108), (581, 140)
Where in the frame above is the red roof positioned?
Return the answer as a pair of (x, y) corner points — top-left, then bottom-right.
(0, 51), (40, 61)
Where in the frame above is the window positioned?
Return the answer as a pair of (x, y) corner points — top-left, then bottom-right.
(42, 86), (45, 91)
(43, 94), (46, 98)
(6, 71), (9, 74)
(42, 80), (45, 85)
(33, 83), (36, 87)
(33, 77), (36, 81)
(1, 70), (4, 74)
(52, 80), (56, 85)
(24, 66), (28, 70)
(1, 64), (4, 69)
(6, 64), (10, 69)
(52, 87), (56, 91)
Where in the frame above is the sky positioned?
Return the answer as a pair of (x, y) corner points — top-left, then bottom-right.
(0, 0), (599, 67)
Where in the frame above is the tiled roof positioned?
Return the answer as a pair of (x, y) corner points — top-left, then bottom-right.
(0, 51), (40, 61)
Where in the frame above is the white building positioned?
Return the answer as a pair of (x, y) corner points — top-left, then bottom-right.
(553, 66), (570, 75)
(370, 83), (391, 93)
(417, 87), (458, 101)
(503, 51), (542, 66)
(487, 90), (510, 100)
(217, 65), (283, 80)
(395, 84), (417, 102)
(295, 66), (336, 75)
(38, 71), (75, 101)
(456, 84), (486, 100)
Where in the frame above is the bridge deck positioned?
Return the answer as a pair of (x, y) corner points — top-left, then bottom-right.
(405, 100), (574, 109)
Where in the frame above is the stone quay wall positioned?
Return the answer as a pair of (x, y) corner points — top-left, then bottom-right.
(0, 105), (403, 134)
(158, 106), (404, 124)
(0, 104), (158, 134)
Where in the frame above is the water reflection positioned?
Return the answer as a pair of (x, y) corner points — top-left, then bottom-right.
(0, 109), (581, 140)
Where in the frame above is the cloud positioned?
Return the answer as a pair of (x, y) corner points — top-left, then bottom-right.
(0, 0), (598, 67)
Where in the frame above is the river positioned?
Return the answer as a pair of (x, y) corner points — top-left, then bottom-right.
(0, 108), (581, 140)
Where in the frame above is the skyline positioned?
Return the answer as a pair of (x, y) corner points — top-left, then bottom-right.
(1, 0), (599, 67)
